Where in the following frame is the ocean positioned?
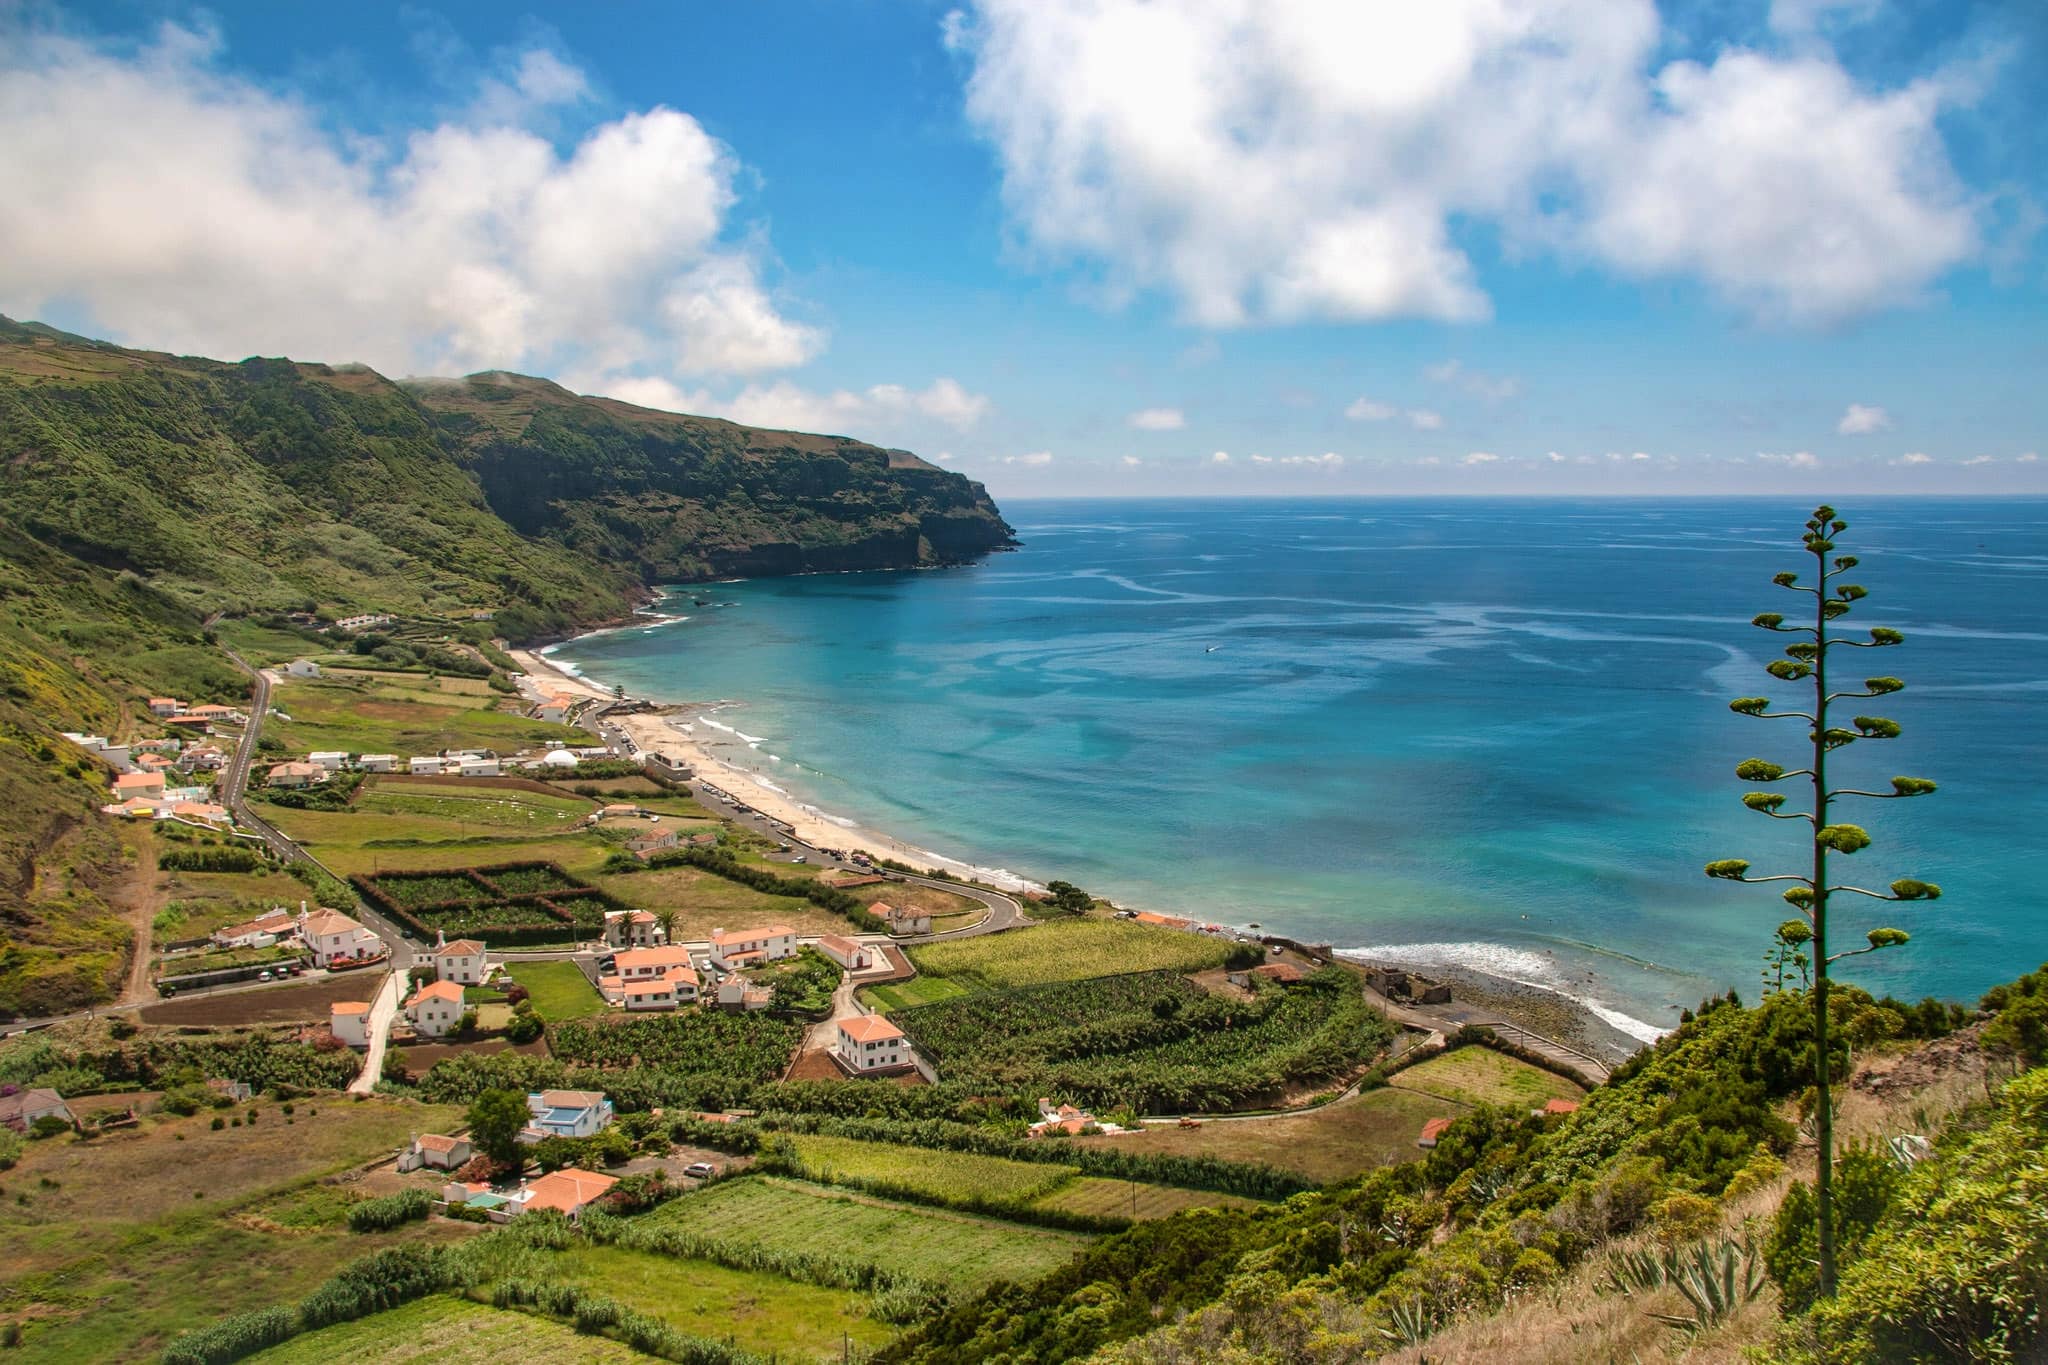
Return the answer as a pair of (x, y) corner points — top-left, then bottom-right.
(549, 497), (2048, 1038)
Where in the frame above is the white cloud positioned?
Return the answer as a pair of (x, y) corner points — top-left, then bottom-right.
(1758, 450), (1823, 468)
(1408, 408), (1444, 430)
(1120, 454), (1142, 467)
(1209, 450), (1231, 463)
(2020, 452), (2041, 464)
(951, 1), (1979, 327)
(1129, 406), (1186, 430)
(1278, 452), (1344, 467)
(1837, 403), (1891, 434)
(1961, 455), (1994, 466)
(1896, 451), (1933, 464)
(1002, 451), (1054, 466)
(1344, 397), (1399, 422)
(599, 375), (990, 436)
(1462, 451), (1500, 465)
(1250, 454), (1273, 464)
(0, 23), (821, 383)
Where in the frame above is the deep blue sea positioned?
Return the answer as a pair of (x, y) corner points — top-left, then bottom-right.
(551, 498), (2048, 1037)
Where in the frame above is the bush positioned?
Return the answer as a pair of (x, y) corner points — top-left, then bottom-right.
(296, 1244), (454, 1329)
(161, 1305), (297, 1364)
(345, 1187), (432, 1233)
(28, 1115), (70, 1139)
(0, 1129), (22, 1170)
(156, 846), (263, 873)
(504, 1011), (544, 1044)
(1762, 1143), (1900, 1316)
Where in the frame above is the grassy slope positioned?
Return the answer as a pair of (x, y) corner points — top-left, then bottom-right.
(504, 960), (606, 1021)
(248, 1296), (648, 1364)
(909, 919), (1231, 991)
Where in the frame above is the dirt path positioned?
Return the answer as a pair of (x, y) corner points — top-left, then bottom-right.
(113, 828), (170, 1007)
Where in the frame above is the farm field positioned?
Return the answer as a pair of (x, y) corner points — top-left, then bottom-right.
(259, 805), (613, 882)
(592, 862), (847, 940)
(860, 975), (970, 1012)
(248, 1295), (646, 1363)
(542, 1245), (896, 1359)
(786, 1133), (1073, 1204)
(1392, 1046), (1585, 1111)
(1073, 1085), (1454, 1183)
(153, 868), (314, 941)
(139, 972), (393, 1026)
(503, 960), (604, 1021)
(549, 1009), (803, 1078)
(355, 785), (593, 828)
(0, 1097), (471, 1363)
(264, 672), (585, 757)
(909, 918), (1230, 990)
(1031, 1176), (1263, 1221)
(639, 1176), (1095, 1292)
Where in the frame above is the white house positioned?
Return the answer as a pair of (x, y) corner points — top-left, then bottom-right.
(835, 1014), (911, 1073)
(457, 756), (501, 778)
(602, 909), (664, 949)
(332, 613), (392, 632)
(211, 909), (297, 951)
(358, 754), (398, 773)
(396, 1133), (472, 1172)
(626, 828), (679, 859)
(872, 902), (932, 936)
(285, 658), (322, 678)
(405, 979), (467, 1038)
(408, 756), (447, 775)
(507, 1167), (617, 1220)
(612, 945), (695, 984)
(147, 697), (183, 717)
(300, 910), (384, 968)
(707, 925), (797, 970)
(308, 750), (349, 771)
(815, 934), (874, 971)
(329, 1001), (372, 1048)
(534, 694), (577, 724)
(714, 975), (773, 1011)
(432, 939), (488, 985)
(600, 962), (699, 1010)
(520, 1090), (613, 1142)
(0, 1088), (74, 1134)
(266, 761), (326, 790)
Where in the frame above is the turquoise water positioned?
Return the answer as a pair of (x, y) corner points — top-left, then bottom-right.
(551, 498), (2048, 1036)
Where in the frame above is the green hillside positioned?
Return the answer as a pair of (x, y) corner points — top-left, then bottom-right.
(0, 316), (1013, 1017)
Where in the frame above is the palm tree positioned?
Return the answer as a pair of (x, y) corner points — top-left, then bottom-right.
(652, 906), (679, 945)
(1704, 504), (1940, 1299)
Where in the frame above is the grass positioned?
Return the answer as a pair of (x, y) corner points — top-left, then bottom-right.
(786, 1133), (1075, 1205)
(247, 1295), (647, 1363)
(504, 960), (605, 1021)
(0, 1097), (471, 1363)
(641, 1176), (1094, 1292)
(265, 673), (585, 757)
(859, 976), (970, 1012)
(356, 786), (593, 828)
(1073, 1086), (1457, 1183)
(542, 1244), (896, 1359)
(1031, 1177), (1262, 1221)
(1392, 1047), (1585, 1111)
(211, 619), (331, 669)
(910, 918), (1231, 991)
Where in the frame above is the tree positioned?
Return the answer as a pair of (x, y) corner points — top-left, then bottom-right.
(1045, 880), (1094, 916)
(1704, 504), (1939, 1300)
(652, 906), (679, 945)
(466, 1088), (529, 1164)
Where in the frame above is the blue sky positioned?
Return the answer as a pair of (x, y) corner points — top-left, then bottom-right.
(1, 1), (2042, 497)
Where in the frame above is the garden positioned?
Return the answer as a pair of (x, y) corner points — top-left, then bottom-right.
(351, 862), (619, 945)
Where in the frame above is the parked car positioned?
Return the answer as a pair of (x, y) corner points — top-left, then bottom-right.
(683, 1162), (716, 1179)
(256, 970), (273, 982)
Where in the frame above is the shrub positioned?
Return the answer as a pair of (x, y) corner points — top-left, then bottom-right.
(161, 1305), (297, 1364)
(345, 1188), (432, 1233)
(1763, 1144), (1899, 1315)
(28, 1115), (70, 1139)
(296, 1244), (454, 1329)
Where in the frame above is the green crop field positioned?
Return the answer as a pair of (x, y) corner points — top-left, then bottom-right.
(910, 918), (1230, 990)
(1030, 1176), (1262, 1221)
(1074, 1085), (1454, 1183)
(787, 1133), (1075, 1205)
(860, 975), (970, 1012)
(248, 1295), (646, 1363)
(640, 1176), (1095, 1291)
(504, 960), (605, 1020)
(356, 786), (593, 828)
(1390, 1046), (1585, 1110)
(266, 673), (587, 758)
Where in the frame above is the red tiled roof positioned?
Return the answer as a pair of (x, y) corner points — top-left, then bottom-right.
(520, 1167), (617, 1215)
(1419, 1117), (1455, 1143)
(839, 1015), (903, 1044)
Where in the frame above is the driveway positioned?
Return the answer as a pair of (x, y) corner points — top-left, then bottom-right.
(349, 969), (402, 1095)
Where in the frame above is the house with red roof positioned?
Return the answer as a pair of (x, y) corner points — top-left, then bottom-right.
(835, 1014), (912, 1073)
(1417, 1117), (1455, 1149)
(432, 938), (488, 985)
(398, 1133), (473, 1172)
(815, 934), (873, 971)
(405, 979), (467, 1038)
(330, 1001), (372, 1048)
(708, 925), (796, 970)
(511, 1167), (617, 1220)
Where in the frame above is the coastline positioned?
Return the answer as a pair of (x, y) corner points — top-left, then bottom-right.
(511, 631), (1655, 1062)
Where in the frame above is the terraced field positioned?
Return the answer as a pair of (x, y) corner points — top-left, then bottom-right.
(909, 918), (1230, 990)
(1031, 1176), (1262, 1221)
(249, 1295), (645, 1363)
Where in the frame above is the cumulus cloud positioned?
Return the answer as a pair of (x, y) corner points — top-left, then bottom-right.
(1838, 403), (1892, 434)
(1120, 454), (1142, 466)
(1758, 450), (1823, 468)
(1462, 451), (1501, 465)
(949, 1), (1979, 327)
(2021, 452), (2041, 464)
(1408, 409), (1445, 431)
(1278, 452), (1343, 467)
(0, 22), (820, 384)
(1209, 450), (1231, 463)
(1346, 396), (1444, 429)
(1961, 455), (1994, 466)
(598, 375), (990, 436)
(1002, 451), (1054, 466)
(1129, 406), (1186, 430)
(1896, 451), (1933, 464)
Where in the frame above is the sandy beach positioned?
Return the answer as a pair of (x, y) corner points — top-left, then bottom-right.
(507, 646), (1044, 891)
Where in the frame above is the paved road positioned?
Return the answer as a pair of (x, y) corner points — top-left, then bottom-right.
(219, 650), (418, 969)
(348, 970), (401, 1094)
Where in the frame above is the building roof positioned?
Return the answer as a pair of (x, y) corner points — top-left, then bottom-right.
(267, 761), (326, 779)
(0, 1088), (68, 1125)
(331, 1001), (372, 1017)
(536, 1089), (608, 1110)
(817, 934), (862, 956)
(220, 910), (295, 940)
(867, 901), (894, 916)
(1134, 911), (1195, 928)
(415, 1133), (467, 1154)
(1251, 962), (1307, 983)
(434, 939), (485, 956)
(360, 753), (399, 763)
(617, 945), (694, 971)
(710, 925), (793, 944)
(407, 980), (466, 1007)
(1541, 1098), (1581, 1115)
(301, 910), (366, 938)
(114, 772), (162, 790)
(520, 1167), (617, 1215)
(149, 696), (179, 706)
(839, 1014), (904, 1044)
(1419, 1117), (1455, 1144)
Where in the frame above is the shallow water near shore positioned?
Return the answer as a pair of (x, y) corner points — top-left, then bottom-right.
(551, 497), (2048, 1036)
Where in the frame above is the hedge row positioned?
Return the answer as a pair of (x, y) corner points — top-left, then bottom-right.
(487, 1279), (765, 1363)
(157, 846), (264, 873)
(346, 1187), (432, 1233)
(754, 1142), (1131, 1235)
(163, 1245), (453, 1364)
(351, 863), (625, 947)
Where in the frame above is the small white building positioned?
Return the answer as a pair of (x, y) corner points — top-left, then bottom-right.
(626, 828), (679, 859)
(285, 658), (322, 678)
(329, 1001), (372, 1048)
(397, 1133), (472, 1172)
(0, 1088), (74, 1134)
(815, 934), (874, 971)
(266, 761), (326, 789)
(536, 749), (579, 772)
(600, 962), (699, 1010)
(836, 1014), (911, 1072)
(300, 910), (383, 968)
(433, 938), (488, 985)
(405, 979), (467, 1038)
(714, 975), (774, 1011)
(147, 697), (183, 717)
(602, 909), (664, 949)
(534, 694), (577, 724)
(408, 756), (447, 776)
(520, 1090), (613, 1142)
(872, 902), (932, 937)
(308, 751), (349, 771)
(211, 909), (297, 951)
(358, 753), (398, 773)
(457, 756), (501, 777)
(707, 924), (797, 970)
